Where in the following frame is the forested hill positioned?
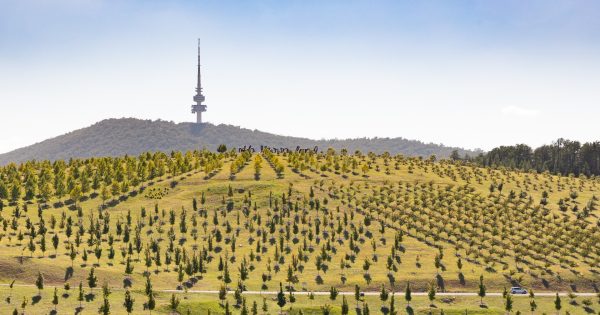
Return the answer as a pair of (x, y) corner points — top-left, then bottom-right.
(475, 139), (600, 176)
(0, 118), (476, 165)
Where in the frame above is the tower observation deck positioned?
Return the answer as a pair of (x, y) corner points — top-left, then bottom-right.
(191, 39), (207, 123)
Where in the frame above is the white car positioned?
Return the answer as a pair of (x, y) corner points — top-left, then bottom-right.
(510, 287), (528, 295)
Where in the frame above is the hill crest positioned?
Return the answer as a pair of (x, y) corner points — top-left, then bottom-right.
(0, 118), (477, 165)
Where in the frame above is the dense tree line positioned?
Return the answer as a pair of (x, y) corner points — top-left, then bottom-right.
(0, 150), (223, 205)
(474, 139), (600, 176)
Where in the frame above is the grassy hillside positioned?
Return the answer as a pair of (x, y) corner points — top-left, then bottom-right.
(0, 118), (477, 165)
(0, 149), (598, 314)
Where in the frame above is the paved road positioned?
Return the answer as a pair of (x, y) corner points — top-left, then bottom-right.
(0, 284), (596, 297)
(164, 290), (597, 297)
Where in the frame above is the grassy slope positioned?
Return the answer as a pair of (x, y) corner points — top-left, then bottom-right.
(0, 153), (598, 314)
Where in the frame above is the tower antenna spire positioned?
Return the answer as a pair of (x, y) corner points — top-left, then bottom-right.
(197, 38), (201, 93)
(191, 38), (207, 123)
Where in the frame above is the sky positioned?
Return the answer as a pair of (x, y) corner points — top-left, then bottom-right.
(1, 0), (599, 153)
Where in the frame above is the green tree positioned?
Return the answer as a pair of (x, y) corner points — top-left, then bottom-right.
(101, 185), (111, 207)
(70, 184), (82, 207)
(170, 293), (180, 312)
(405, 282), (412, 306)
(241, 297), (249, 315)
(428, 282), (436, 308)
(329, 286), (338, 301)
(99, 292), (110, 315)
(529, 290), (536, 315)
(147, 290), (156, 314)
(505, 294), (513, 314)
(35, 272), (44, 296)
(78, 281), (85, 308)
(52, 287), (59, 311)
(380, 284), (389, 302)
(262, 297), (268, 313)
(390, 294), (397, 315)
(87, 267), (98, 290)
(21, 296), (27, 315)
(478, 275), (486, 306)
(218, 284), (227, 306)
(124, 290), (135, 314)
(341, 296), (349, 315)
(554, 293), (561, 315)
(52, 233), (59, 256)
(277, 282), (286, 313)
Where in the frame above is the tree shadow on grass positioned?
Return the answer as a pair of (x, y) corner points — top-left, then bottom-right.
(31, 295), (41, 305)
(85, 293), (95, 302)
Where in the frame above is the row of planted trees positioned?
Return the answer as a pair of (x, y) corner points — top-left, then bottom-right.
(0, 150), (225, 206)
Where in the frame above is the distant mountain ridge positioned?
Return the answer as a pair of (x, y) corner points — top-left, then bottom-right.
(0, 118), (478, 165)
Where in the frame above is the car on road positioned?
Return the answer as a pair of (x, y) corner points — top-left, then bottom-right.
(510, 287), (528, 294)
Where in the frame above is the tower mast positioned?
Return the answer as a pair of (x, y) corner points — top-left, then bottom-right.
(191, 39), (207, 123)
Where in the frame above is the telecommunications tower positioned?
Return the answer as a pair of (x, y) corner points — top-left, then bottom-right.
(191, 39), (207, 123)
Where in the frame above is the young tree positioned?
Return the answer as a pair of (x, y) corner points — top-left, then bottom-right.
(241, 297), (248, 315)
(101, 185), (111, 207)
(144, 275), (153, 296)
(389, 294), (397, 315)
(52, 287), (59, 311)
(8, 279), (15, 303)
(123, 290), (135, 314)
(478, 275), (486, 306)
(170, 293), (180, 313)
(428, 282), (436, 308)
(262, 297), (268, 313)
(405, 282), (412, 306)
(69, 244), (77, 267)
(530, 299), (537, 315)
(97, 282), (112, 315)
(277, 282), (286, 313)
(20, 296), (27, 315)
(529, 290), (536, 315)
(380, 284), (389, 302)
(35, 272), (44, 296)
(341, 296), (349, 315)
(78, 281), (84, 309)
(52, 233), (59, 256)
(70, 185), (82, 208)
(354, 284), (361, 308)
(147, 290), (156, 315)
(99, 291), (110, 315)
(362, 302), (370, 315)
(218, 284), (227, 307)
(505, 293), (513, 314)
(554, 293), (561, 315)
(87, 268), (98, 290)
(329, 286), (338, 301)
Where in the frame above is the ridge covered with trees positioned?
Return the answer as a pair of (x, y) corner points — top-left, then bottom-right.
(475, 139), (600, 177)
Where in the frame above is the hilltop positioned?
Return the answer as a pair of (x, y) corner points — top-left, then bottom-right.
(0, 118), (477, 165)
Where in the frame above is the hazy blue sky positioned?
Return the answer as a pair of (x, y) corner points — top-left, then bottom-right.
(1, 0), (599, 153)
